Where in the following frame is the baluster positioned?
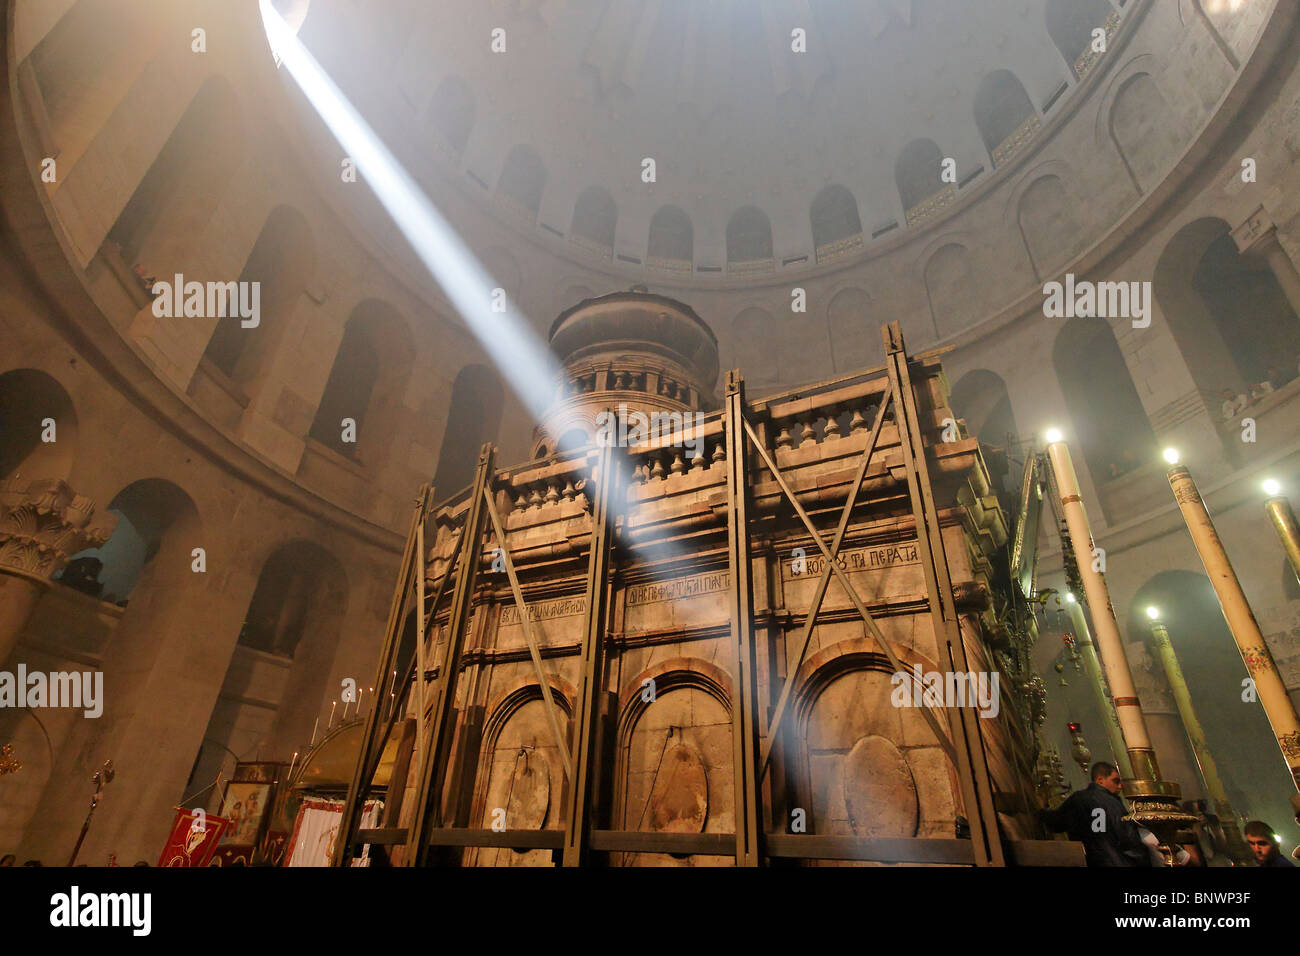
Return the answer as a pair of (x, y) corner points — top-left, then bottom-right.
(775, 422), (793, 450)
(544, 482), (559, 505)
(824, 406), (841, 440)
(799, 415), (816, 446)
(669, 451), (686, 476)
(849, 405), (867, 434)
(528, 485), (543, 508)
(650, 453), (666, 480)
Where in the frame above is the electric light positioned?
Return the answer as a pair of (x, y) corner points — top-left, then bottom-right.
(1145, 606), (1160, 621)
(1162, 448), (1180, 465)
(1065, 592), (1076, 604)
(1045, 428), (1063, 444)
(1263, 479), (1282, 497)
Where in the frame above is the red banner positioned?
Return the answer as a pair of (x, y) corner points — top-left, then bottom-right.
(157, 808), (230, 867)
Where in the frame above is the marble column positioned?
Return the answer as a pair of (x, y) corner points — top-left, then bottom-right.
(0, 477), (117, 665)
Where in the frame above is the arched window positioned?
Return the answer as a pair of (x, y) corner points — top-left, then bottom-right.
(1045, 0), (1115, 78)
(950, 370), (1019, 494)
(648, 205), (693, 267)
(201, 205), (314, 388)
(973, 70), (1037, 166)
(105, 76), (242, 269)
(810, 185), (863, 261)
(497, 145), (546, 220)
(433, 365), (505, 494)
(571, 186), (618, 255)
(58, 478), (197, 604)
(895, 139), (949, 224)
(1052, 317), (1154, 484)
(726, 206), (773, 266)
(427, 74), (475, 156)
(1155, 218), (1300, 403)
(0, 369), (76, 483)
(188, 538), (347, 798)
(308, 301), (414, 462)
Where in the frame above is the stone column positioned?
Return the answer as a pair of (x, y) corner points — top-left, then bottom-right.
(0, 477), (117, 665)
(1232, 207), (1300, 318)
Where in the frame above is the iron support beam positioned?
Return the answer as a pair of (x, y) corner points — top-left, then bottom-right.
(561, 441), (617, 866)
(724, 372), (765, 867)
(405, 446), (496, 865)
(884, 321), (1004, 867)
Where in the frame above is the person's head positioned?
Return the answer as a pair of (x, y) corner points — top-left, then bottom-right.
(1222, 388), (1235, 399)
(0, 853), (15, 867)
(21, 859), (41, 867)
(132, 860), (150, 867)
(1244, 820), (1279, 864)
(1091, 761), (1122, 794)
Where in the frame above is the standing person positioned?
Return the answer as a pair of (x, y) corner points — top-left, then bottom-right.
(1243, 820), (1295, 867)
(1041, 761), (1153, 867)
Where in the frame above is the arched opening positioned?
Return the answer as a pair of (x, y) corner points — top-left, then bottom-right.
(308, 300), (414, 462)
(1154, 218), (1300, 406)
(427, 74), (475, 156)
(647, 205), (693, 267)
(810, 185), (863, 261)
(556, 428), (589, 455)
(200, 205), (315, 389)
(496, 145), (546, 220)
(1128, 571), (1298, 850)
(570, 186), (618, 255)
(57, 478), (197, 604)
(104, 75), (243, 271)
(1045, 0), (1115, 77)
(973, 70), (1037, 166)
(0, 369), (76, 483)
(1052, 317), (1154, 484)
(895, 139), (948, 224)
(950, 370), (1020, 496)
(187, 540), (349, 803)
(22, 0), (169, 164)
(726, 206), (773, 266)
(432, 365), (505, 495)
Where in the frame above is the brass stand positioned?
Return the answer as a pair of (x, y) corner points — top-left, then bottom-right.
(1264, 491), (1300, 589)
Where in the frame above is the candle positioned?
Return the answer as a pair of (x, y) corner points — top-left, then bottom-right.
(328, 700), (337, 728)
(287, 751), (298, 780)
(310, 718), (319, 746)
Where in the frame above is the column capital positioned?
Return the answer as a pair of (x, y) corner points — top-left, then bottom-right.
(0, 477), (117, 585)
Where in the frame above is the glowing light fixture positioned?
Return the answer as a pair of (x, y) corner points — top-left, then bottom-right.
(1263, 479), (1282, 497)
(1045, 428), (1063, 444)
(1162, 448), (1180, 465)
(1145, 606), (1160, 621)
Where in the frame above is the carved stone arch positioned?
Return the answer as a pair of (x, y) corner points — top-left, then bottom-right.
(614, 658), (733, 866)
(470, 676), (576, 866)
(788, 638), (955, 847)
(1094, 55), (1183, 197)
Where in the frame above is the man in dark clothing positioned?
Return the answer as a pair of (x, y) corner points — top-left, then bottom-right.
(1244, 820), (1295, 867)
(1041, 761), (1153, 867)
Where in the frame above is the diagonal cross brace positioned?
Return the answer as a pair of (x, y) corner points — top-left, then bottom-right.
(759, 392), (899, 775)
(481, 485), (574, 781)
(741, 416), (959, 767)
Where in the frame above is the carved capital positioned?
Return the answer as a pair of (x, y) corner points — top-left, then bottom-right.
(1230, 205), (1277, 258)
(0, 477), (117, 584)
